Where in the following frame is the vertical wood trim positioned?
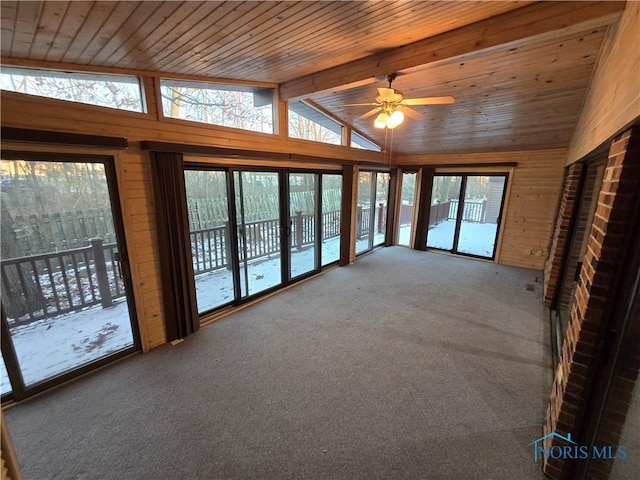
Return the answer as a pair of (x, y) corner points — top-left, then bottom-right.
(339, 165), (355, 266)
(392, 170), (404, 244)
(493, 167), (515, 264)
(414, 167), (434, 250)
(144, 75), (159, 121)
(1, 410), (23, 480)
(113, 149), (151, 352)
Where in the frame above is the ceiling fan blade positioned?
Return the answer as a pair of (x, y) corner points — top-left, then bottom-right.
(399, 105), (424, 119)
(359, 107), (382, 119)
(330, 102), (379, 107)
(402, 96), (455, 106)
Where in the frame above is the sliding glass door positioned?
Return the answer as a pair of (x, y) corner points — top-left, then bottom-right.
(234, 171), (282, 298)
(356, 171), (390, 255)
(1, 153), (139, 400)
(185, 170), (235, 312)
(398, 172), (416, 247)
(184, 167), (341, 316)
(427, 174), (507, 260)
(321, 174), (342, 265)
(289, 173), (318, 279)
(457, 176), (506, 257)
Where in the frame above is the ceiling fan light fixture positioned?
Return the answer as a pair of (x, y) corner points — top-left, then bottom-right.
(374, 112), (389, 129)
(389, 109), (404, 126)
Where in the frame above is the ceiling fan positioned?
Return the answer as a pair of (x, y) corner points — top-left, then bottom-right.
(337, 73), (455, 129)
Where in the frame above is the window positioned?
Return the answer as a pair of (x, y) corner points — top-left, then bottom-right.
(0, 66), (145, 112)
(351, 132), (382, 152)
(160, 79), (274, 133)
(288, 100), (342, 145)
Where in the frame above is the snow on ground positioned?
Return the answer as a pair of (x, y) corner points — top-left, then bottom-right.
(194, 236), (341, 312)
(427, 219), (498, 256)
(355, 231), (385, 254)
(1, 299), (134, 394)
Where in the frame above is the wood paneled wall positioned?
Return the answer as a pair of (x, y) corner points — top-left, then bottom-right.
(397, 149), (567, 270)
(567, 2), (640, 163)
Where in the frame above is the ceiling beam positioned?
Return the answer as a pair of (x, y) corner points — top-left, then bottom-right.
(279, 1), (625, 100)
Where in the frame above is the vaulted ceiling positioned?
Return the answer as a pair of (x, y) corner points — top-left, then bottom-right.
(0, 1), (627, 155)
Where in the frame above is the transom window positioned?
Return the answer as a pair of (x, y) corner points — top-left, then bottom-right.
(288, 100), (342, 145)
(0, 66), (145, 112)
(160, 79), (274, 134)
(351, 132), (382, 151)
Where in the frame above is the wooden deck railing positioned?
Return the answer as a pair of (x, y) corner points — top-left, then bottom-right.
(1, 238), (124, 325)
(2, 209), (348, 323)
(191, 209), (344, 275)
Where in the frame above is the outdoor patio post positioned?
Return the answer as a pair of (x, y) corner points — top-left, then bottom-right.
(90, 237), (113, 309)
(295, 211), (304, 250)
(377, 203), (384, 233)
(224, 221), (233, 270)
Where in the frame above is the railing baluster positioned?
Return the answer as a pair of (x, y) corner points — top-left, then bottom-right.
(69, 251), (87, 307)
(83, 249), (97, 303)
(44, 257), (62, 315)
(58, 253), (74, 310)
(30, 258), (45, 317)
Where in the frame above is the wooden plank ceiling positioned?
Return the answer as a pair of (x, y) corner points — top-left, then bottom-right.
(0, 1), (627, 155)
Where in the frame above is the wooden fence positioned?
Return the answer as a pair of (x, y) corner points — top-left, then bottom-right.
(10, 208), (117, 256)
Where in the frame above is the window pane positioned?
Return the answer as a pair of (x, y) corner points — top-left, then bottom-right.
(288, 100), (342, 145)
(351, 132), (382, 152)
(0, 66), (144, 112)
(321, 174), (342, 265)
(0, 353), (11, 396)
(356, 172), (373, 254)
(0, 158), (135, 387)
(427, 175), (462, 250)
(235, 172), (282, 297)
(457, 175), (505, 257)
(373, 173), (390, 246)
(290, 173), (317, 278)
(398, 173), (416, 246)
(184, 170), (235, 313)
(160, 79), (274, 133)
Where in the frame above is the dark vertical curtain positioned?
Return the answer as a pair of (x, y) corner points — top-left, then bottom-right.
(150, 151), (199, 341)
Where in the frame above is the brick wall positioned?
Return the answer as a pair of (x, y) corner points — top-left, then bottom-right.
(557, 164), (605, 311)
(542, 126), (640, 479)
(543, 163), (584, 307)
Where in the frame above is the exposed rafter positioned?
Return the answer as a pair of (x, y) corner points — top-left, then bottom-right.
(279, 1), (625, 101)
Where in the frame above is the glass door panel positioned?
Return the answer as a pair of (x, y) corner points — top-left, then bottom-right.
(321, 174), (342, 265)
(234, 171), (282, 298)
(289, 173), (317, 279)
(398, 173), (416, 246)
(457, 176), (505, 257)
(0, 353), (11, 396)
(184, 170), (235, 313)
(427, 175), (462, 250)
(0, 157), (137, 389)
(356, 171), (373, 254)
(373, 172), (390, 247)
